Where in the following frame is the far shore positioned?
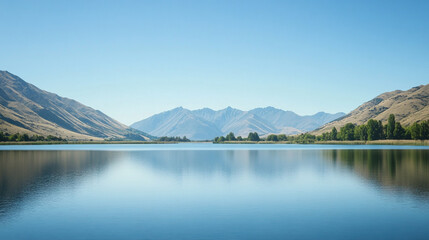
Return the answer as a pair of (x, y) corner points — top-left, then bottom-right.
(217, 139), (429, 146)
(1, 139), (429, 146)
(0, 141), (175, 145)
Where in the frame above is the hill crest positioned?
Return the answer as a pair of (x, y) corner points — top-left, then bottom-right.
(313, 84), (429, 135)
(0, 71), (152, 140)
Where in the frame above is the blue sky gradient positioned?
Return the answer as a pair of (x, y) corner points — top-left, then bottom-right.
(1, 0), (428, 124)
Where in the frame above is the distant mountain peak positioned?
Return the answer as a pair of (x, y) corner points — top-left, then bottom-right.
(263, 106), (278, 110)
(222, 106), (237, 111)
(132, 106), (345, 140)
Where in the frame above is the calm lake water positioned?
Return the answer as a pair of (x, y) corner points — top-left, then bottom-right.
(1, 144), (429, 239)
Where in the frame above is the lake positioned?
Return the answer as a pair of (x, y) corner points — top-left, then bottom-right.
(1, 144), (429, 239)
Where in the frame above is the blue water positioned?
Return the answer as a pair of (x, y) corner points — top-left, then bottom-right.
(0, 144), (428, 239)
(1, 142), (429, 151)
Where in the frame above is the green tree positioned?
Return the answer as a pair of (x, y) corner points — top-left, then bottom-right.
(421, 121), (429, 140)
(17, 134), (25, 142)
(266, 134), (278, 141)
(277, 134), (287, 141)
(247, 132), (253, 141)
(378, 120), (385, 139)
(339, 123), (355, 140)
(393, 122), (405, 139)
(331, 127), (338, 140)
(367, 119), (383, 140)
(9, 133), (19, 141)
(226, 132), (236, 141)
(38, 135), (45, 141)
(386, 114), (396, 139)
(295, 133), (316, 143)
(321, 132), (331, 141)
(354, 124), (368, 140)
(410, 122), (422, 140)
(404, 126), (412, 139)
(248, 132), (260, 141)
(22, 134), (30, 141)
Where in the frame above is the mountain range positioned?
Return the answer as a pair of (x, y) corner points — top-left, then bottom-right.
(131, 107), (345, 140)
(0, 71), (152, 140)
(313, 84), (429, 135)
(1, 70), (427, 141)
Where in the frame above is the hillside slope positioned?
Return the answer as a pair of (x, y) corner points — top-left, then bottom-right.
(131, 107), (222, 140)
(0, 71), (152, 140)
(313, 84), (429, 135)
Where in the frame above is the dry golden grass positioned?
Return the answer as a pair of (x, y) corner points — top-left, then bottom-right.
(313, 84), (429, 135)
(0, 71), (150, 141)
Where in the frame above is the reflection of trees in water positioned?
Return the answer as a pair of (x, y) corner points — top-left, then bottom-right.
(1, 148), (428, 220)
(0, 151), (119, 219)
(325, 149), (429, 198)
(1, 150), (325, 219)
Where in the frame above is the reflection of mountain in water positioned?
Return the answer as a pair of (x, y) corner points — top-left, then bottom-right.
(131, 149), (429, 200)
(0, 151), (119, 219)
(325, 149), (429, 198)
(1, 148), (428, 220)
(128, 150), (326, 178)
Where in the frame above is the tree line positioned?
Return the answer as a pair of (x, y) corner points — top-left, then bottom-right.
(214, 131), (316, 143)
(0, 132), (65, 142)
(214, 132), (260, 142)
(213, 115), (429, 143)
(319, 115), (429, 141)
(157, 136), (191, 142)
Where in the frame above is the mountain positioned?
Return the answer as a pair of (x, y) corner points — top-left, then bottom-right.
(0, 71), (152, 140)
(132, 106), (345, 140)
(313, 84), (429, 135)
(192, 107), (279, 137)
(249, 107), (345, 132)
(131, 107), (222, 140)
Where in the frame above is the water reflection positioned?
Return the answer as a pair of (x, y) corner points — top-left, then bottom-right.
(325, 149), (429, 198)
(1, 149), (429, 217)
(0, 151), (119, 218)
(128, 150), (325, 178)
(0, 148), (429, 239)
(129, 150), (429, 200)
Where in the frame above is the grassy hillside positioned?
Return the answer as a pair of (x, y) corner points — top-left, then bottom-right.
(313, 84), (429, 135)
(0, 71), (152, 140)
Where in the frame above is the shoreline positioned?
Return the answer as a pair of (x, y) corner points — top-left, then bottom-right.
(1, 140), (428, 146)
(216, 140), (429, 146)
(0, 141), (188, 145)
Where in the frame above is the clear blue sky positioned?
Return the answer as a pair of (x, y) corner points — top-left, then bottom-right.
(1, 0), (428, 125)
